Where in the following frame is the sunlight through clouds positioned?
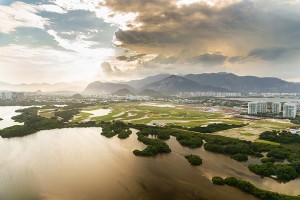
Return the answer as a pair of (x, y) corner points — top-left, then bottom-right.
(1, 0), (300, 83)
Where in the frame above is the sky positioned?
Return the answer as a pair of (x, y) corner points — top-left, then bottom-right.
(1, 0), (300, 84)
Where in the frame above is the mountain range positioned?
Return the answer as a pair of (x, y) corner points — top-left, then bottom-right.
(1, 73), (300, 96)
(185, 73), (300, 93)
(84, 73), (300, 95)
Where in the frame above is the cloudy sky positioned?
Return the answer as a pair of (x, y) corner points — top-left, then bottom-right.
(1, 0), (300, 84)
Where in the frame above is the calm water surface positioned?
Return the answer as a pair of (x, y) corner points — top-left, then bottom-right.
(0, 107), (299, 200)
(0, 106), (29, 129)
(0, 127), (299, 200)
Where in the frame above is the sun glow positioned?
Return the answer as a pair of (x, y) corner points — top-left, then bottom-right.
(176, 0), (215, 7)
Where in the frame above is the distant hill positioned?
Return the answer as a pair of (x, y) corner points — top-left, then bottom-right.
(137, 89), (164, 97)
(185, 72), (300, 93)
(0, 81), (86, 92)
(143, 75), (229, 94)
(84, 81), (135, 94)
(124, 74), (170, 89)
(111, 88), (134, 96)
(72, 94), (83, 99)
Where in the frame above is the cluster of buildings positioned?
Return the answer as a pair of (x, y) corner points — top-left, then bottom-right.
(0, 91), (25, 101)
(248, 101), (297, 119)
(179, 92), (242, 97)
(248, 92), (300, 97)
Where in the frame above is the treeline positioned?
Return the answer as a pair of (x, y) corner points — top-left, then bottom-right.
(249, 163), (298, 180)
(0, 116), (65, 138)
(189, 123), (247, 133)
(212, 176), (300, 200)
(0, 106), (94, 137)
(259, 130), (300, 144)
(202, 135), (268, 162)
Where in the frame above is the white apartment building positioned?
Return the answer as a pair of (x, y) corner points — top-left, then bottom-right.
(248, 102), (258, 115)
(257, 102), (268, 113)
(272, 102), (281, 114)
(283, 103), (297, 119)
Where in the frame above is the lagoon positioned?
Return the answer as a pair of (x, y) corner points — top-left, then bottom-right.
(0, 126), (299, 199)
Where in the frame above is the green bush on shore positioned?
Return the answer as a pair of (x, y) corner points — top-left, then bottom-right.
(212, 176), (300, 200)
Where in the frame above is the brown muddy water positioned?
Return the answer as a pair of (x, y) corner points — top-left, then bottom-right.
(0, 127), (299, 200)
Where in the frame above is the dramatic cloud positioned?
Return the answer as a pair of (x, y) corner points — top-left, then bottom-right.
(94, 0), (300, 81)
(0, 2), (49, 33)
(103, 0), (300, 56)
(1, 0), (300, 83)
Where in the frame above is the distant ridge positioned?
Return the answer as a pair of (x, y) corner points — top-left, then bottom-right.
(111, 88), (134, 96)
(185, 72), (300, 93)
(142, 75), (229, 94)
(124, 74), (170, 89)
(137, 89), (164, 97)
(0, 81), (86, 92)
(84, 81), (135, 94)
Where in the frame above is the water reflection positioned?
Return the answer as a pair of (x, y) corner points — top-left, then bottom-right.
(0, 106), (29, 129)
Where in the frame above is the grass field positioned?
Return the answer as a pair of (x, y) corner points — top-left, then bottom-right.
(69, 102), (297, 141)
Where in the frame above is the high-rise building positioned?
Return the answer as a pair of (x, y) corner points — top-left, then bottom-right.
(272, 102), (281, 114)
(283, 103), (297, 119)
(257, 102), (267, 113)
(248, 102), (258, 115)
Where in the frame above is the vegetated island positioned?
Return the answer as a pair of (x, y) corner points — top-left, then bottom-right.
(185, 154), (203, 166)
(212, 176), (300, 200)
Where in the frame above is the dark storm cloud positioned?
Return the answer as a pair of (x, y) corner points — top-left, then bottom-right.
(188, 53), (227, 66)
(116, 54), (146, 62)
(228, 56), (245, 64)
(151, 55), (177, 64)
(40, 10), (117, 48)
(248, 47), (296, 61)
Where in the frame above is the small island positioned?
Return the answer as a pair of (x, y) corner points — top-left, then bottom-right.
(185, 154), (203, 166)
(0, 118), (2, 121)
